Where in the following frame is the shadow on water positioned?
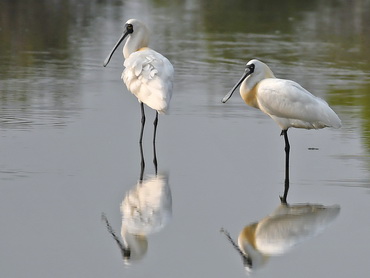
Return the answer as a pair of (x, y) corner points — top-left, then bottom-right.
(221, 184), (340, 275)
(102, 143), (172, 265)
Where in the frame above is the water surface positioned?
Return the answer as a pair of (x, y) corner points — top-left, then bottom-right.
(0, 0), (370, 277)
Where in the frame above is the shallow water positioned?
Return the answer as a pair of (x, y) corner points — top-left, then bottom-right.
(1, 0), (370, 277)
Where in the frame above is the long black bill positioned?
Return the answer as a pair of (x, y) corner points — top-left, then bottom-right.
(220, 228), (252, 268)
(221, 67), (253, 103)
(103, 31), (130, 67)
(101, 213), (131, 259)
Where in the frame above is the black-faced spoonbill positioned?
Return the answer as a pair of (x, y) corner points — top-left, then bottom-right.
(221, 203), (340, 273)
(222, 59), (341, 188)
(104, 19), (174, 143)
(220, 180), (340, 273)
(102, 143), (171, 264)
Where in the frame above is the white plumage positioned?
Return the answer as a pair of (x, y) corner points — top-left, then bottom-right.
(123, 49), (173, 114)
(102, 174), (172, 264)
(121, 174), (172, 236)
(223, 59), (341, 130)
(253, 79), (341, 130)
(222, 203), (340, 272)
(104, 18), (174, 142)
(119, 174), (172, 263)
(222, 59), (341, 184)
(250, 203), (340, 255)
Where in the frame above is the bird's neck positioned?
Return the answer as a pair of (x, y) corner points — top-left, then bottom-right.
(240, 83), (260, 109)
(239, 223), (258, 250)
(241, 69), (276, 108)
(238, 223), (270, 269)
(123, 35), (149, 59)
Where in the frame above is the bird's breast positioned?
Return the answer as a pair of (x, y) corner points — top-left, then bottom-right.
(137, 46), (150, 52)
(240, 84), (260, 109)
(239, 223), (258, 250)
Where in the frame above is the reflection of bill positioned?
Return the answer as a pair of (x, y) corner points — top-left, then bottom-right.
(222, 203), (340, 273)
(103, 174), (172, 264)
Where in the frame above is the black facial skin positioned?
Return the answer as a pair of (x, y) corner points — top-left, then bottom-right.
(103, 23), (134, 67)
(246, 63), (255, 73)
(126, 23), (134, 34)
(221, 63), (255, 103)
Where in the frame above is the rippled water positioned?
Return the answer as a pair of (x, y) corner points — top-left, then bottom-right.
(1, 0), (370, 277)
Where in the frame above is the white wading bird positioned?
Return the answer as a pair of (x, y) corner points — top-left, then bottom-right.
(104, 19), (174, 143)
(102, 145), (171, 264)
(221, 203), (340, 272)
(222, 59), (341, 185)
(102, 175), (172, 264)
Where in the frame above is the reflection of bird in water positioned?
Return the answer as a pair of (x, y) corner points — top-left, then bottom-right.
(221, 191), (340, 273)
(102, 144), (172, 264)
(121, 174), (171, 263)
(222, 59), (341, 191)
(103, 18), (174, 143)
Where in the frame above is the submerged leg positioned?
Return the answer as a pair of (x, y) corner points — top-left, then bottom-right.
(153, 111), (158, 144)
(153, 140), (158, 175)
(139, 102), (146, 143)
(280, 129), (290, 204)
(280, 180), (290, 204)
(153, 112), (159, 174)
(139, 141), (145, 181)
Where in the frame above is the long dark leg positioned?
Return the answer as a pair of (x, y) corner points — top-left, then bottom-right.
(280, 129), (290, 204)
(153, 111), (158, 144)
(152, 112), (158, 174)
(139, 102), (146, 143)
(139, 141), (145, 181)
(153, 140), (158, 175)
(280, 180), (290, 204)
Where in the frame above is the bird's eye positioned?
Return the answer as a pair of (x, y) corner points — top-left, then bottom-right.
(247, 64), (255, 73)
(126, 24), (134, 33)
